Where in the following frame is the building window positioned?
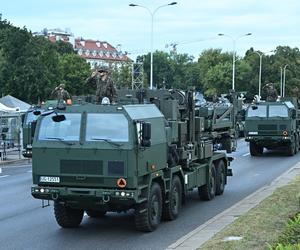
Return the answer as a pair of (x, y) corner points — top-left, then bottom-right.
(85, 50), (90, 56)
(103, 43), (108, 48)
(78, 49), (82, 55)
(99, 51), (103, 57)
(96, 41), (101, 47)
(92, 50), (97, 56)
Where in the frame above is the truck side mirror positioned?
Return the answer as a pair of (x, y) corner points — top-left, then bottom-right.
(52, 114), (66, 122)
(31, 121), (37, 138)
(141, 122), (151, 147)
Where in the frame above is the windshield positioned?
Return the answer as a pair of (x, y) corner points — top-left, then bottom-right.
(247, 105), (267, 118)
(86, 113), (129, 142)
(38, 113), (81, 141)
(269, 105), (288, 117)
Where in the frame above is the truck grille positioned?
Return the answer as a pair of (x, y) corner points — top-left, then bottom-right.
(60, 160), (103, 175)
(258, 124), (277, 130)
(108, 161), (125, 176)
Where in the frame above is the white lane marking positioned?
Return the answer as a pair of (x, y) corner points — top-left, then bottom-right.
(27, 170), (32, 173)
(0, 168), (2, 174)
(0, 175), (9, 178)
(243, 153), (250, 157)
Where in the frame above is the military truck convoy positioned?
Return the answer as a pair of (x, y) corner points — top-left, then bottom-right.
(245, 97), (300, 156)
(31, 88), (235, 232)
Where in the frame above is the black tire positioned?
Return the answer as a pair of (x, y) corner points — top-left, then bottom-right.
(287, 141), (296, 156)
(215, 161), (226, 195)
(249, 142), (263, 156)
(134, 182), (162, 232)
(163, 175), (182, 221)
(86, 210), (106, 218)
(54, 201), (84, 228)
(294, 134), (299, 154)
(198, 163), (216, 201)
(221, 137), (232, 153)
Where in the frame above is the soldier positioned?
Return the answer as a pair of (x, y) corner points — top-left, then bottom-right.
(51, 84), (71, 102)
(263, 83), (278, 101)
(86, 66), (117, 103)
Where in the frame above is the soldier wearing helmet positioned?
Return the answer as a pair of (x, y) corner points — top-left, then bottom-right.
(263, 83), (278, 101)
(51, 83), (71, 102)
(86, 66), (117, 103)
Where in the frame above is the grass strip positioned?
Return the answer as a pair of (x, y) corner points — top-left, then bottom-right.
(199, 174), (300, 250)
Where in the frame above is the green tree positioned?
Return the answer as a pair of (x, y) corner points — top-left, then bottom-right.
(197, 48), (232, 95)
(58, 53), (91, 96)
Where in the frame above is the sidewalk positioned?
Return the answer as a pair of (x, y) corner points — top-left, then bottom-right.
(166, 163), (300, 250)
(0, 149), (30, 166)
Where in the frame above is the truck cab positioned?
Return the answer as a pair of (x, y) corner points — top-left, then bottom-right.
(244, 101), (299, 156)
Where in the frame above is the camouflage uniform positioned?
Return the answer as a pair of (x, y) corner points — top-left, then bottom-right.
(86, 67), (117, 103)
(51, 84), (71, 102)
(263, 83), (278, 102)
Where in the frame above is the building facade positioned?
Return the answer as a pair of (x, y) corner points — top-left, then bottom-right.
(34, 28), (131, 68)
(74, 38), (131, 68)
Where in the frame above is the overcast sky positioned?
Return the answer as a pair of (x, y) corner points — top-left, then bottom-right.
(1, 0), (299, 60)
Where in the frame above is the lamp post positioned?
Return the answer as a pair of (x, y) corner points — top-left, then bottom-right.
(129, 2), (177, 89)
(280, 67), (283, 97)
(253, 51), (263, 99)
(282, 64), (288, 97)
(252, 50), (275, 100)
(218, 33), (252, 91)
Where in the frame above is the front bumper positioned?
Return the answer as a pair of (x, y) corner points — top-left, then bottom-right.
(31, 186), (142, 207)
(245, 135), (291, 147)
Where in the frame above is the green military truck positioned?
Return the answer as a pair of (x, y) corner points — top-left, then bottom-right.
(31, 89), (233, 232)
(244, 98), (300, 156)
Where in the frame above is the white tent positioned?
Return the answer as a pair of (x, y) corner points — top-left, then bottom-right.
(0, 102), (20, 113)
(0, 95), (29, 113)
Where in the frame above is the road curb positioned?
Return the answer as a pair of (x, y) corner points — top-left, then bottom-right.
(166, 163), (300, 250)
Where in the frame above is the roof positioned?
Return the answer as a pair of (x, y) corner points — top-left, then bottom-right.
(124, 104), (164, 120)
(0, 102), (20, 113)
(74, 38), (131, 62)
(0, 95), (30, 112)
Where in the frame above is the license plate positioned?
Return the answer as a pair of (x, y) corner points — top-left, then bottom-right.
(39, 176), (60, 183)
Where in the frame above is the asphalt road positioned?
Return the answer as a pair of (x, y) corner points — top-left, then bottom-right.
(0, 140), (299, 250)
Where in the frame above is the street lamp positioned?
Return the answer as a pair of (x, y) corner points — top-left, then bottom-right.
(282, 64), (288, 97)
(253, 51), (263, 100)
(218, 33), (252, 91)
(129, 2), (177, 89)
(252, 50), (275, 100)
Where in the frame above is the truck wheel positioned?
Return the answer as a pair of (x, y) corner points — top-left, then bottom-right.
(215, 161), (226, 195)
(54, 201), (84, 228)
(198, 163), (216, 201)
(287, 141), (296, 156)
(221, 137), (232, 153)
(135, 182), (162, 232)
(249, 142), (263, 156)
(295, 135), (299, 154)
(86, 210), (106, 218)
(163, 175), (182, 221)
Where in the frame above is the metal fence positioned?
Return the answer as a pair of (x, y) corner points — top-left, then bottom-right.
(0, 113), (22, 161)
